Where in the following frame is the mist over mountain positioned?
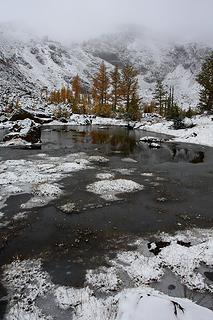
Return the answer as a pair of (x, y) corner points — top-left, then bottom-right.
(0, 22), (212, 109)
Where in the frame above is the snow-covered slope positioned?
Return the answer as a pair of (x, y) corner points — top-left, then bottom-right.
(0, 24), (104, 107)
(0, 24), (212, 108)
(84, 27), (212, 108)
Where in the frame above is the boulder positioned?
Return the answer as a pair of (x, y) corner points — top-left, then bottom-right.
(3, 119), (41, 144)
(9, 108), (52, 124)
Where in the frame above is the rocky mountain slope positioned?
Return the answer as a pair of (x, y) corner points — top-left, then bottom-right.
(0, 24), (212, 109)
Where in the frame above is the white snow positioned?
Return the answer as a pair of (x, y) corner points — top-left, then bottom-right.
(2, 235), (213, 320)
(116, 288), (213, 320)
(121, 158), (137, 163)
(88, 156), (109, 163)
(113, 168), (136, 175)
(0, 152), (93, 213)
(87, 179), (143, 201)
(142, 115), (213, 147)
(96, 173), (115, 180)
(13, 212), (27, 221)
(86, 267), (120, 292)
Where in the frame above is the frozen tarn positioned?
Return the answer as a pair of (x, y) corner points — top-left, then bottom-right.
(87, 179), (144, 201)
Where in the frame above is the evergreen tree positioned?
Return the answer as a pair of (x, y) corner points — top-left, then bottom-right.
(196, 52), (213, 113)
(165, 86), (175, 119)
(127, 93), (141, 121)
(153, 80), (167, 115)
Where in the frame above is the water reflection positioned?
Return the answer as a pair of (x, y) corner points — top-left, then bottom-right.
(40, 126), (206, 164)
(90, 130), (136, 155)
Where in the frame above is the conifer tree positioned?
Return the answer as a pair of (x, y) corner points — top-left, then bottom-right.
(153, 80), (167, 115)
(196, 52), (213, 113)
(165, 86), (175, 118)
(127, 93), (141, 121)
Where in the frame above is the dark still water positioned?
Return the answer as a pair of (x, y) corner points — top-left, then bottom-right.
(0, 125), (212, 294)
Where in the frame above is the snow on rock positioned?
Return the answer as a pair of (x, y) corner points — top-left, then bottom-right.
(88, 156), (109, 163)
(87, 179), (143, 201)
(3, 118), (41, 146)
(139, 136), (164, 143)
(33, 183), (62, 198)
(59, 202), (76, 214)
(116, 288), (213, 320)
(68, 114), (92, 126)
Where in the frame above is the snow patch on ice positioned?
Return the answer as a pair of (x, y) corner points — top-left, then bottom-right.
(0, 152), (93, 213)
(96, 173), (115, 180)
(87, 179), (143, 201)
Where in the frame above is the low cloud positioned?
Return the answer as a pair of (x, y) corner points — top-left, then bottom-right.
(0, 0), (212, 42)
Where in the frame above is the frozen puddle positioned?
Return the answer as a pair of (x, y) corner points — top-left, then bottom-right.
(87, 179), (144, 201)
(0, 152), (93, 214)
(2, 228), (213, 320)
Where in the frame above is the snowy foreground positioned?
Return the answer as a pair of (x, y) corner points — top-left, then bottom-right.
(1, 113), (213, 319)
(2, 228), (213, 320)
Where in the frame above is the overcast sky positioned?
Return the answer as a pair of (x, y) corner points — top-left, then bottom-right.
(0, 0), (212, 42)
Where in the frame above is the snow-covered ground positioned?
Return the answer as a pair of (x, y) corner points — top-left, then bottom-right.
(141, 115), (213, 147)
(2, 228), (213, 320)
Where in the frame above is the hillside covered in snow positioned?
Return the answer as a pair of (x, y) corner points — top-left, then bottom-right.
(0, 23), (212, 108)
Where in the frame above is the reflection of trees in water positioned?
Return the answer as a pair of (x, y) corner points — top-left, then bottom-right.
(71, 131), (87, 144)
(171, 146), (204, 163)
(90, 131), (136, 155)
